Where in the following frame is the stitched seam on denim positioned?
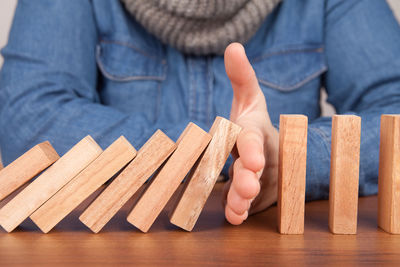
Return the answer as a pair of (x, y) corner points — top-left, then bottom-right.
(207, 57), (213, 126)
(158, 63), (168, 118)
(96, 45), (166, 82)
(155, 75), (162, 123)
(250, 46), (324, 63)
(188, 58), (196, 120)
(99, 39), (165, 63)
(258, 66), (328, 91)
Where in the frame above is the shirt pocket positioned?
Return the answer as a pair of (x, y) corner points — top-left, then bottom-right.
(250, 44), (327, 92)
(96, 38), (167, 122)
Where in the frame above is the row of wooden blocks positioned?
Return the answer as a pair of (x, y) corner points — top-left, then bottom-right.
(0, 114), (399, 234)
(279, 114), (400, 235)
(0, 117), (240, 233)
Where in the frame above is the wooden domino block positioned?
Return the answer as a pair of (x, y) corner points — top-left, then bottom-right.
(79, 130), (176, 233)
(30, 136), (136, 233)
(378, 115), (400, 234)
(0, 141), (60, 202)
(329, 115), (361, 234)
(277, 115), (308, 234)
(127, 123), (211, 232)
(169, 117), (241, 231)
(0, 136), (102, 232)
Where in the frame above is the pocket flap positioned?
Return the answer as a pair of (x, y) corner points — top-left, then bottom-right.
(250, 45), (327, 91)
(96, 40), (166, 82)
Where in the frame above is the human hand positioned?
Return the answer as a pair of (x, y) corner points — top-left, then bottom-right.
(223, 43), (280, 225)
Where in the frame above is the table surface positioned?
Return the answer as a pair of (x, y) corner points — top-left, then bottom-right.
(0, 183), (399, 266)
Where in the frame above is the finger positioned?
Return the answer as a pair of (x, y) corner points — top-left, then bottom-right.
(233, 158), (261, 199)
(236, 129), (265, 173)
(225, 205), (248, 225)
(224, 43), (260, 105)
(227, 186), (251, 215)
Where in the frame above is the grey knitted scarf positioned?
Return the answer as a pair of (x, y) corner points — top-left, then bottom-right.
(120, 0), (282, 55)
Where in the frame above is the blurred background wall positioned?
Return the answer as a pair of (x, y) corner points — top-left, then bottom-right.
(0, 0), (399, 166)
(0, 0), (17, 67)
(390, 0), (400, 18)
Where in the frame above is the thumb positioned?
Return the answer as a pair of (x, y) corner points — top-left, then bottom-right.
(224, 43), (263, 112)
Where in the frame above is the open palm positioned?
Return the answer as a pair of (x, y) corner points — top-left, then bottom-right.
(223, 43), (280, 225)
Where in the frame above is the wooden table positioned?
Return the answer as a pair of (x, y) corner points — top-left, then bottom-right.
(0, 183), (399, 266)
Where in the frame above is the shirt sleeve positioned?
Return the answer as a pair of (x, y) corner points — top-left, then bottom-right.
(0, 0), (199, 165)
(305, 0), (400, 200)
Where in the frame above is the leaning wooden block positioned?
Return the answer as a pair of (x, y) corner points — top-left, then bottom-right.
(127, 123), (211, 232)
(30, 136), (136, 233)
(0, 141), (60, 202)
(378, 115), (400, 234)
(169, 117), (241, 231)
(0, 136), (102, 233)
(329, 115), (361, 235)
(277, 115), (308, 234)
(79, 130), (175, 233)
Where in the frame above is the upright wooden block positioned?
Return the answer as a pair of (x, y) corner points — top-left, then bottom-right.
(79, 130), (176, 233)
(169, 117), (241, 231)
(0, 136), (102, 232)
(0, 141), (60, 202)
(378, 115), (400, 234)
(127, 123), (211, 232)
(30, 136), (136, 233)
(277, 115), (308, 234)
(329, 115), (361, 234)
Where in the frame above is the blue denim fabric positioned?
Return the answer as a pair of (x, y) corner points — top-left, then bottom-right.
(1, 0), (400, 201)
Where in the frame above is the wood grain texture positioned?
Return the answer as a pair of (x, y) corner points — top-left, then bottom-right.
(378, 115), (400, 234)
(0, 141), (60, 202)
(30, 136), (136, 233)
(127, 123), (211, 232)
(1, 184), (397, 266)
(277, 115), (308, 234)
(329, 115), (361, 235)
(169, 117), (241, 231)
(79, 130), (176, 233)
(0, 136), (102, 233)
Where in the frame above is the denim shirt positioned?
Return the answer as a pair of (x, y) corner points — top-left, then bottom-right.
(1, 0), (400, 201)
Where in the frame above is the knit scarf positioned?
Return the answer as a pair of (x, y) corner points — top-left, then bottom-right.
(120, 0), (282, 55)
